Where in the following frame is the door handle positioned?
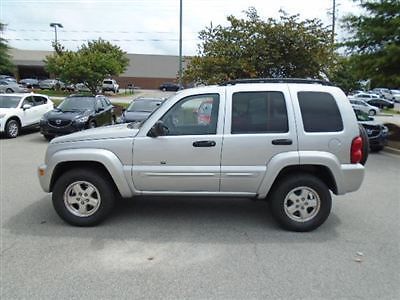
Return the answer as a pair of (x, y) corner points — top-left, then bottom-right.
(193, 140), (216, 147)
(272, 139), (293, 145)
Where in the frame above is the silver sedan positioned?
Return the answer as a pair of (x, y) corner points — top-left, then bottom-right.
(0, 80), (29, 93)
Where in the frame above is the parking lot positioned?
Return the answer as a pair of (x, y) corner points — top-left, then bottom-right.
(1, 131), (399, 299)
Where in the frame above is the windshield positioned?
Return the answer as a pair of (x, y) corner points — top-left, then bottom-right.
(354, 109), (371, 121)
(0, 95), (22, 108)
(127, 100), (161, 112)
(58, 97), (95, 112)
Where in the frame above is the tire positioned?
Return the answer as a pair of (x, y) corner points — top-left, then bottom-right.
(5, 119), (20, 138)
(358, 124), (369, 165)
(368, 109), (376, 116)
(6, 88), (13, 93)
(269, 173), (332, 232)
(370, 145), (384, 152)
(52, 168), (115, 226)
(111, 115), (116, 125)
(88, 120), (96, 128)
(162, 87), (166, 92)
(44, 134), (54, 141)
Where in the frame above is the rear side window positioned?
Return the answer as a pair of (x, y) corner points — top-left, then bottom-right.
(298, 92), (343, 132)
(231, 91), (288, 134)
(33, 96), (47, 105)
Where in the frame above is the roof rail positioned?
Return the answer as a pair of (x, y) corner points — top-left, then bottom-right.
(219, 78), (335, 86)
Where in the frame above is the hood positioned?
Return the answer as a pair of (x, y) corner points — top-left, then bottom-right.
(51, 123), (139, 143)
(123, 110), (151, 122)
(0, 107), (18, 114)
(45, 109), (92, 120)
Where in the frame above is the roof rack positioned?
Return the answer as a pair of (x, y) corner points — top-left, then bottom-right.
(219, 78), (335, 86)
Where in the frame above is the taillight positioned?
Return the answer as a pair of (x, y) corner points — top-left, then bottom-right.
(351, 136), (363, 164)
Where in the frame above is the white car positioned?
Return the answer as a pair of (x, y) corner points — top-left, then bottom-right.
(0, 93), (54, 138)
(351, 92), (380, 101)
(102, 79), (119, 93)
(349, 99), (380, 116)
(390, 90), (400, 102)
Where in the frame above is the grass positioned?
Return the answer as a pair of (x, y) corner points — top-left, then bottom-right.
(382, 107), (400, 114)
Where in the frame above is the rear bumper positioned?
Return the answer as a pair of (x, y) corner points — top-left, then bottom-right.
(340, 164), (365, 194)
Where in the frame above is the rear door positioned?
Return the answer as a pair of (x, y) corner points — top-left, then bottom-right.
(220, 84), (297, 193)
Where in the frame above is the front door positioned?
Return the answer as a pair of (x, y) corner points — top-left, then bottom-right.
(132, 92), (224, 192)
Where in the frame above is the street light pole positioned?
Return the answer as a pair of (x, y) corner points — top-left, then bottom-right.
(178, 0), (183, 86)
(50, 23), (63, 45)
(331, 0), (336, 45)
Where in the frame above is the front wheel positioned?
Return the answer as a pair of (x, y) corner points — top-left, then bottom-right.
(269, 174), (332, 232)
(52, 168), (115, 226)
(5, 119), (20, 138)
(369, 109), (376, 116)
(88, 120), (96, 128)
(6, 88), (13, 93)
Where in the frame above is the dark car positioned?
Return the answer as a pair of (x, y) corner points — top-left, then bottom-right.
(354, 109), (388, 152)
(40, 95), (116, 140)
(159, 82), (181, 92)
(365, 98), (395, 109)
(120, 97), (163, 123)
(19, 78), (40, 88)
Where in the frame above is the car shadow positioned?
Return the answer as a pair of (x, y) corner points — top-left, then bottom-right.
(4, 195), (341, 245)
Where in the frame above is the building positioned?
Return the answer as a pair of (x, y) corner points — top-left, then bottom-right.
(9, 48), (186, 89)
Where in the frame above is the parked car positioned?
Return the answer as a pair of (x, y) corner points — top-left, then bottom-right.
(75, 83), (91, 92)
(390, 90), (400, 103)
(0, 75), (17, 83)
(159, 82), (181, 92)
(38, 78), (365, 231)
(0, 80), (29, 93)
(39, 95), (116, 140)
(354, 109), (388, 152)
(39, 79), (65, 90)
(120, 97), (163, 123)
(371, 88), (392, 100)
(19, 78), (40, 88)
(365, 98), (394, 109)
(351, 92), (380, 101)
(349, 99), (380, 116)
(102, 79), (119, 93)
(0, 93), (53, 138)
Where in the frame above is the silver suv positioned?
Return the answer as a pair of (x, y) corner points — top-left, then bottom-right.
(38, 79), (365, 231)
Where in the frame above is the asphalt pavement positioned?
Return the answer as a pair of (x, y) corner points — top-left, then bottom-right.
(0, 132), (399, 299)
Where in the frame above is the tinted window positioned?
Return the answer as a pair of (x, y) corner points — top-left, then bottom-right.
(0, 95), (22, 108)
(33, 96), (47, 105)
(231, 91), (288, 134)
(58, 97), (95, 111)
(160, 94), (219, 135)
(128, 100), (161, 112)
(298, 92), (343, 132)
(22, 96), (35, 107)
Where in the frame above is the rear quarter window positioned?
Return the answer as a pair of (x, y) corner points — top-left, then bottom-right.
(298, 91), (343, 132)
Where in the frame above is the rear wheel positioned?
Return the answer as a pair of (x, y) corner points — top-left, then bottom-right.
(5, 88), (13, 93)
(52, 168), (115, 226)
(5, 119), (20, 138)
(269, 173), (332, 232)
(368, 109), (376, 116)
(358, 124), (369, 165)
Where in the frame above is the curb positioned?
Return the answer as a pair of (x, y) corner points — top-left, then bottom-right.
(383, 146), (400, 156)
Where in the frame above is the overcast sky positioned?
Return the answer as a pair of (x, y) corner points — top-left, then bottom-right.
(1, 0), (361, 56)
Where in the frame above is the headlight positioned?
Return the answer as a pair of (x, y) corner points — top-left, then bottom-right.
(75, 116), (89, 123)
(0, 114), (6, 119)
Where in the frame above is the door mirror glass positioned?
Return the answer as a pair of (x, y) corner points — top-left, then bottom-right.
(22, 104), (32, 110)
(148, 120), (169, 137)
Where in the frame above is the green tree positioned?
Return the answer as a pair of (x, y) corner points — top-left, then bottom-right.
(342, 0), (400, 88)
(183, 8), (335, 84)
(0, 22), (15, 74)
(45, 39), (129, 94)
(329, 56), (362, 93)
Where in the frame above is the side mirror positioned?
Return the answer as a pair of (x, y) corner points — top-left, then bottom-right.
(148, 121), (169, 137)
(22, 104), (32, 110)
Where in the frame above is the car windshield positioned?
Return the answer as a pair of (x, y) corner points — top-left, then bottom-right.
(0, 95), (22, 108)
(58, 97), (95, 112)
(127, 100), (161, 112)
(354, 109), (371, 121)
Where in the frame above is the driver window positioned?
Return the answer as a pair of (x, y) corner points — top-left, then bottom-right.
(22, 96), (35, 107)
(160, 94), (219, 136)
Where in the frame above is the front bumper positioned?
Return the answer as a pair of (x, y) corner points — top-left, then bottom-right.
(40, 121), (86, 137)
(369, 132), (388, 147)
(38, 164), (50, 192)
